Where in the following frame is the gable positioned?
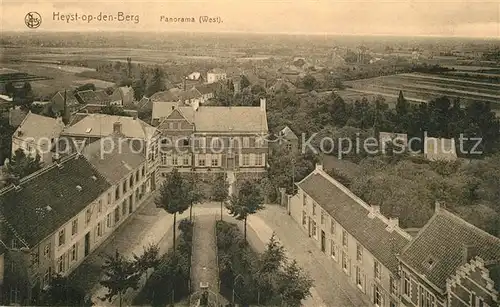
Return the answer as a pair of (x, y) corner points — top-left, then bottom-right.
(167, 109), (189, 121)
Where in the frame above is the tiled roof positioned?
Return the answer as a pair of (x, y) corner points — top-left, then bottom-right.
(399, 207), (500, 292)
(0, 154), (111, 247)
(14, 112), (64, 151)
(178, 105), (268, 132)
(75, 90), (100, 105)
(150, 91), (180, 102)
(82, 138), (145, 185)
(195, 83), (217, 95)
(297, 169), (411, 274)
(62, 113), (157, 140)
(94, 90), (112, 104)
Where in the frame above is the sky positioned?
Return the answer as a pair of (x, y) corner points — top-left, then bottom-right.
(2, 0), (500, 38)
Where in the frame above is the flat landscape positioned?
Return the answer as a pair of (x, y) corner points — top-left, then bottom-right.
(344, 72), (500, 107)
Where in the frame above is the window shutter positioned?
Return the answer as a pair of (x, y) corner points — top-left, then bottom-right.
(239, 154), (243, 166)
(188, 154), (192, 166)
(219, 154), (222, 166)
(194, 154), (199, 166)
(261, 153), (265, 166)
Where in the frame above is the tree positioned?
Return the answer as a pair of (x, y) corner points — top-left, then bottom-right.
(278, 260), (313, 307)
(39, 274), (92, 306)
(255, 233), (286, 303)
(155, 169), (190, 250)
(101, 105), (128, 116)
(100, 250), (140, 307)
(212, 173), (229, 220)
(186, 173), (203, 221)
(0, 117), (14, 166)
(225, 180), (264, 242)
(145, 67), (166, 97)
(133, 243), (160, 281)
(301, 75), (318, 91)
(395, 90), (408, 116)
(5, 148), (42, 183)
(240, 75), (251, 89)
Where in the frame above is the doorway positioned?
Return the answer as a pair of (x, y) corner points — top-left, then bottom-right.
(84, 232), (90, 256)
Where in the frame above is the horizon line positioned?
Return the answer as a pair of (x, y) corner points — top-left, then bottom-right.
(2, 29), (499, 40)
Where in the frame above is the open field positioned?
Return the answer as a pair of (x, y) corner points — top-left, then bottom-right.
(344, 72), (500, 107)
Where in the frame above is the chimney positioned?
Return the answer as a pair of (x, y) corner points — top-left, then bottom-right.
(113, 121), (122, 134)
(368, 205), (380, 219)
(386, 217), (399, 232)
(260, 97), (266, 111)
(315, 164), (323, 172)
(463, 244), (478, 263)
(435, 201), (440, 212)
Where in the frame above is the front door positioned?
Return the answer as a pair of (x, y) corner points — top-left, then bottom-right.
(321, 230), (326, 252)
(226, 157), (234, 170)
(84, 232), (90, 256)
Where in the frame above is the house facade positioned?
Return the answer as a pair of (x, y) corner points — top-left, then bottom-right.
(11, 112), (65, 166)
(151, 98), (269, 178)
(0, 139), (150, 306)
(50, 91), (80, 115)
(288, 165), (500, 307)
(110, 86), (135, 106)
(289, 164), (411, 307)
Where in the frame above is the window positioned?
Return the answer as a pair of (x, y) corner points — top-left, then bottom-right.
(183, 155), (190, 165)
(43, 269), (50, 288)
(58, 229), (65, 246)
(356, 266), (363, 289)
(374, 260), (381, 280)
(330, 240), (337, 259)
(123, 180), (127, 193)
(312, 203), (316, 215)
(11, 239), (18, 249)
(320, 211), (325, 224)
(136, 170), (139, 182)
(122, 202), (127, 215)
(115, 186), (120, 200)
(243, 137), (250, 148)
(172, 156), (178, 166)
(130, 175), (134, 187)
(71, 219), (78, 236)
(98, 200), (103, 214)
(161, 153), (167, 165)
(302, 193), (307, 206)
(357, 244), (363, 262)
(419, 286), (435, 307)
(249, 137), (256, 147)
(374, 285), (383, 306)
(403, 271), (410, 297)
(198, 155), (206, 167)
(57, 255), (65, 273)
(255, 154), (262, 166)
(114, 207), (120, 223)
(286, 143), (293, 151)
(142, 166), (145, 177)
(311, 220), (317, 237)
(44, 243), (51, 258)
(97, 222), (103, 237)
(390, 275), (398, 296)
(242, 154), (250, 166)
(390, 301), (397, 307)
(85, 209), (91, 225)
(106, 213), (112, 228)
(70, 244), (77, 261)
(342, 230), (348, 247)
(342, 252), (349, 272)
(9, 287), (20, 305)
(211, 156), (219, 167)
(330, 219), (336, 234)
(302, 211), (307, 226)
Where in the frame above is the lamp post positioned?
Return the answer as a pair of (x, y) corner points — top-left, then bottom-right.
(232, 274), (244, 304)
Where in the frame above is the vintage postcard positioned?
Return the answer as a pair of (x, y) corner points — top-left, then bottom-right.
(0, 1), (499, 306)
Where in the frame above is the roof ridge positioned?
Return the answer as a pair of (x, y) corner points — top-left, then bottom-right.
(440, 207), (500, 244)
(314, 166), (412, 240)
(0, 213), (30, 249)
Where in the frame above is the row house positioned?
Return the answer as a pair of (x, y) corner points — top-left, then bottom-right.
(57, 113), (160, 191)
(289, 165), (500, 307)
(0, 137), (150, 306)
(289, 164), (411, 307)
(11, 112), (65, 166)
(151, 98), (269, 178)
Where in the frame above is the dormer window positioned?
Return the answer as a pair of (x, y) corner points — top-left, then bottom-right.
(423, 256), (437, 270)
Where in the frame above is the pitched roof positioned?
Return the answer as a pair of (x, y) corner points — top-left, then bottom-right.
(297, 167), (411, 274)
(82, 138), (145, 184)
(75, 90), (100, 105)
(62, 113), (157, 140)
(0, 154), (111, 247)
(14, 112), (64, 147)
(280, 126), (298, 140)
(51, 91), (79, 107)
(152, 101), (181, 120)
(94, 90), (112, 104)
(180, 88), (202, 101)
(195, 83), (217, 95)
(177, 105), (268, 132)
(399, 207), (500, 292)
(150, 91), (180, 102)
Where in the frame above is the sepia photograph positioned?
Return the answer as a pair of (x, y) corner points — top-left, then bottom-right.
(0, 0), (499, 306)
